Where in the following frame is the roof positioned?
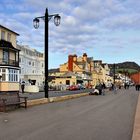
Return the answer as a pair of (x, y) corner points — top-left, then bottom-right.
(87, 57), (93, 63)
(94, 60), (102, 63)
(75, 61), (86, 69)
(0, 40), (20, 51)
(62, 71), (77, 77)
(0, 25), (19, 36)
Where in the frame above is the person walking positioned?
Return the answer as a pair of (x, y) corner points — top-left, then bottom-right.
(21, 81), (25, 93)
(111, 83), (114, 91)
(135, 83), (140, 91)
(102, 82), (106, 95)
(98, 83), (103, 95)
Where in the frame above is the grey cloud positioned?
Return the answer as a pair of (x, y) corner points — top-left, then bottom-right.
(1, 0), (140, 61)
(102, 14), (140, 30)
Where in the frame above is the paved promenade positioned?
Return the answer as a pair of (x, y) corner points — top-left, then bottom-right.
(0, 87), (139, 140)
(21, 87), (140, 140)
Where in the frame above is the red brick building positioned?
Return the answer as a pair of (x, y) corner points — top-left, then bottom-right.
(130, 72), (140, 84)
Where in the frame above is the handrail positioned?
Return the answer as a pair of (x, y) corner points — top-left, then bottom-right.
(0, 58), (19, 66)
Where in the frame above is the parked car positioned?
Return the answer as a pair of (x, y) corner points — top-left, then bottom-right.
(69, 85), (79, 90)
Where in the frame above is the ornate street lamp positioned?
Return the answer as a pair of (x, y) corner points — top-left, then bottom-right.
(33, 8), (61, 98)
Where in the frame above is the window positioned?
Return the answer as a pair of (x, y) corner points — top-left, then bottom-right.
(29, 61), (31, 65)
(7, 33), (11, 42)
(1, 31), (5, 40)
(0, 68), (6, 81)
(8, 69), (19, 82)
(32, 62), (34, 66)
(3, 49), (9, 64)
(66, 80), (70, 85)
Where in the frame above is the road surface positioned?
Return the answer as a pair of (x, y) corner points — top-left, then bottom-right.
(0, 87), (139, 140)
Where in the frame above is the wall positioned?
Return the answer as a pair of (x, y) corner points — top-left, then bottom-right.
(0, 82), (19, 91)
(130, 72), (140, 84)
(60, 63), (68, 72)
(11, 34), (17, 48)
(9, 51), (15, 60)
(53, 76), (77, 86)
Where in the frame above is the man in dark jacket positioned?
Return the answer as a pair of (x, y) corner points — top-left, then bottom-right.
(21, 81), (25, 93)
(95, 83), (102, 95)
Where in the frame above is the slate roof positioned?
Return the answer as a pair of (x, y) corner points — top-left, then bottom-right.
(0, 40), (20, 51)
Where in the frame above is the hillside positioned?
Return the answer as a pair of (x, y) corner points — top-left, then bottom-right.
(48, 68), (59, 73)
(48, 62), (140, 74)
(109, 61), (140, 74)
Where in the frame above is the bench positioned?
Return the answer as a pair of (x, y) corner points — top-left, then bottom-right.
(0, 92), (27, 112)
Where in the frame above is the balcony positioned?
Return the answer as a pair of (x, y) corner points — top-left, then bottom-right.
(0, 59), (19, 67)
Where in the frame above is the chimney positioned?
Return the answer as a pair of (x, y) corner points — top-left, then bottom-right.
(83, 53), (87, 61)
(73, 54), (77, 62)
(68, 55), (73, 71)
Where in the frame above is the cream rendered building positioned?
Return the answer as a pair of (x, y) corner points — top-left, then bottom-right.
(0, 25), (20, 92)
(53, 53), (94, 87)
(49, 53), (112, 88)
(93, 60), (112, 86)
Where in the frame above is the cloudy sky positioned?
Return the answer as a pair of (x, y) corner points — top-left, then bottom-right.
(0, 0), (140, 68)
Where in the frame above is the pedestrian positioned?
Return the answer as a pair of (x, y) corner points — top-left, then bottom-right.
(135, 84), (139, 91)
(135, 84), (140, 91)
(124, 83), (127, 89)
(114, 84), (117, 94)
(98, 83), (103, 95)
(21, 81), (25, 93)
(111, 83), (114, 91)
(102, 82), (106, 95)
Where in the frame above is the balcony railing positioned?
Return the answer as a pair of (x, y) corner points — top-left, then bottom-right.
(0, 59), (19, 67)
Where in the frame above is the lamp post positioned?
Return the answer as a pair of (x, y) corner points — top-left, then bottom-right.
(33, 8), (61, 98)
(113, 63), (115, 85)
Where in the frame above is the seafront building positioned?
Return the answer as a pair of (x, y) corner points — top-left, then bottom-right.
(0, 25), (20, 92)
(16, 44), (45, 87)
(55, 53), (93, 87)
(49, 53), (113, 88)
(93, 60), (112, 85)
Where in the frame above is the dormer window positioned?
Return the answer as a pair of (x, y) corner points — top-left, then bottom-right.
(1, 31), (5, 40)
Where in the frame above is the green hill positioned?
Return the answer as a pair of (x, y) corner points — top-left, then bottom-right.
(109, 61), (140, 74)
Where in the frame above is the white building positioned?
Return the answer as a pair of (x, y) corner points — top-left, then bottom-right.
(17, 45), (44, 86)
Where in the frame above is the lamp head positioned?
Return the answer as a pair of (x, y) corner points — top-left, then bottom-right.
(54, 15), (61, 26)
(33, 18), (40, 29)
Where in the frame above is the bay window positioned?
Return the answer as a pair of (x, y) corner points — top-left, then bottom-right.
(0, 68), (19, 82)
